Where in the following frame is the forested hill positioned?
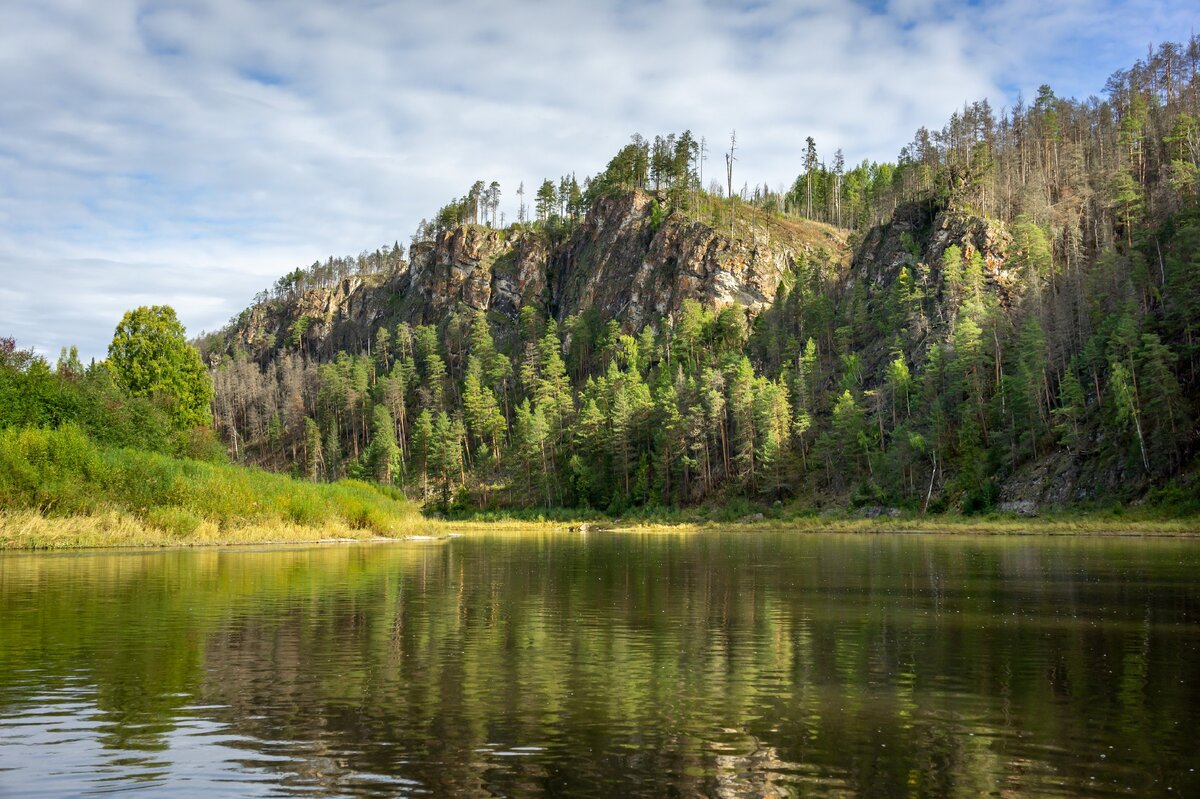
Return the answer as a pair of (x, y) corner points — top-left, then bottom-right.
(201, 188), (849, 362)
(200, 40), (1200, 515)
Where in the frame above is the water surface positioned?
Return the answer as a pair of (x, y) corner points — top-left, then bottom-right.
(2, 532), (1199, 797)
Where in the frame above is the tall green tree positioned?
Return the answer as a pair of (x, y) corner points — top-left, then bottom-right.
(367, 405), (402, 485)
(107, 305), (213, 429)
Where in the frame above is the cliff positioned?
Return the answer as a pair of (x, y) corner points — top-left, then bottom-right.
(853, 201), (1015, 334)
(204, 190), (850, 361)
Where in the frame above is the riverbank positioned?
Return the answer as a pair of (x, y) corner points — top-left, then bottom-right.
(5, 506), (1200, 550)
(604, 514), (1200, 536)
(0, 508), (415, 549)
(443, 498), (1200, 537)
(0, 425), (430, 549)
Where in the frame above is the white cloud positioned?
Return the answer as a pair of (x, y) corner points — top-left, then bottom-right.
(0, 0), (1193, 360)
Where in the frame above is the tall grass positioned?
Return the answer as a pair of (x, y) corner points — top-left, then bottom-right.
(0, 424), (427, 547)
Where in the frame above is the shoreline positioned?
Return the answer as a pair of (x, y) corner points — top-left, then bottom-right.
(3, 509), (1199, 551)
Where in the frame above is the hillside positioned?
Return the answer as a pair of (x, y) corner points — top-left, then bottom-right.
(199, 42), (1200, 516)
(202, 188), (850, 363)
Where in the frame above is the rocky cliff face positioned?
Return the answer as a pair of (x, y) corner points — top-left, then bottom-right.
(209, 190), (850, 360)
(853, 201), (1015, 302)
(215, 273), (401, 361)
(399, 190), (849, 330)
(399, 224), (548, 324)
(844, 200), (1017, 376)
(552, 192), (847, 330)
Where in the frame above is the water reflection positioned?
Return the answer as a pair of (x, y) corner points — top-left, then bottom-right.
(1, 533), (1199, 797)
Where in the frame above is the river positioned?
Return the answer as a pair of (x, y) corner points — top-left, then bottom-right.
(1, 531), (1198, 797)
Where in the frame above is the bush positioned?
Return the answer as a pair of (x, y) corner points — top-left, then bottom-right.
(285, 491), (330, 526)
(0, 424), (102, 514)
(145, 507), (203, 537)
(179, 428), (229, 463)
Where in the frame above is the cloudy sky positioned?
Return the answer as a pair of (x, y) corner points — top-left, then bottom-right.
(1, 0), (1194, 360)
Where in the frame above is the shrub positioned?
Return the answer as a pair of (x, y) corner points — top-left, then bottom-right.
(285, 492), (330, 526)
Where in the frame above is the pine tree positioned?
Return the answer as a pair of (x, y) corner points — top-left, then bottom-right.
(726, 356), (757, 483)
(754, 377), (791, 495)
(374, 326), (391, 379)
(379, 365), (408, 461)
(411, 409), (434, 498)
(513, 399), (549, 504)
(463, 356), (506, 461)
(535, 179), (556, 222)
(535, 323), (573, 433)
(1108, 361), (1148, 472)
(367, 405), (401, 485)
(941, 245), (965, 304)
(1137, 332), (1186, 468)
(651, 368), (683, 504)
(428, 411), (461, 508)
(885, 353), (911, 430)
(1052, 363), (1086, 452)
(323, 418), (342, 481)
(830, 389), (867, 482)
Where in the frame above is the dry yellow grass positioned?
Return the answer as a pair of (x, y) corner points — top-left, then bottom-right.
(0, 508), (446, 550)
(7, 507), (1199, 551)
(608, 515), (1200, 537)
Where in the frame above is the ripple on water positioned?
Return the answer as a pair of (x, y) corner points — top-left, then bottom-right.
(2, 534), (1200, 797)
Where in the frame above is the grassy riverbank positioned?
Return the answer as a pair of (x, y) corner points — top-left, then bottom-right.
(6, 504), (1199, 550)
(0, 425), (433, 549)
(602, 513), (1200, 536)
(442, 486), (1200, 536)
(4, 425), (1198, 550)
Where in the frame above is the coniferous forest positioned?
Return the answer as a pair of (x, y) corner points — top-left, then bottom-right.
(5, 42), (1198, 526)
(189, 41), (1200, 517)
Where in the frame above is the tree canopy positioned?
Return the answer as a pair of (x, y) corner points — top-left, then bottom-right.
(107, 306), (214, 429)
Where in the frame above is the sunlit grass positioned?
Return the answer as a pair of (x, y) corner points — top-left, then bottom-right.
(0, 424), (436, 549)
(609, 515), (1200, 536)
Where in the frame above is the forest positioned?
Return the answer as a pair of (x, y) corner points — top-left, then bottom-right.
(5, 41), (1197, 526)
(195, 40), (1200, 517)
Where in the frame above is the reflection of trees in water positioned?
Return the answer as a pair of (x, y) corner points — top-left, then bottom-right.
(2, 535), (1199, 796)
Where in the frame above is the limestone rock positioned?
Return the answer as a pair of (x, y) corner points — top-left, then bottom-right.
(998, 500), (1038, 517)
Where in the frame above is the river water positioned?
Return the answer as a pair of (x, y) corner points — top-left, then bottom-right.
(1, 532), (1198, 797)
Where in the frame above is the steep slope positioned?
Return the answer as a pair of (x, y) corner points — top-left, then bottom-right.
(548, 192), (847, 330)
(819, 195), (1196, 509)
(847, 200), (1016, 374)
(199, 36), (1200, 516)
(203, 190), (849, 362)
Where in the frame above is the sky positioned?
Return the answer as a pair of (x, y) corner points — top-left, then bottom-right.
(1, 0), (1195, 361)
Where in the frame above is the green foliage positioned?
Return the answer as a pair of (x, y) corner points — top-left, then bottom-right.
(366, 405), (401, 484)
(287, 315), (313, 349)
(649, 199), (665, 232)
(195, 41), (1200, 516)
(0, 425), (418, 534)
(107, 306), (213, 429)
(1, 345), (182, 455)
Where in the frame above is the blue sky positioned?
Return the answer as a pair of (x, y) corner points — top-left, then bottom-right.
(1, 0), (1195, 361)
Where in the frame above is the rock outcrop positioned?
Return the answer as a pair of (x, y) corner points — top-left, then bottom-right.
(398, 190), (849, 330)
(853, 201), (1014, 300)
(400, 225), (549, 324)
(208, 190), (850, 360)
(218, 273), (399, 360)
(553, 192), (847, 330)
